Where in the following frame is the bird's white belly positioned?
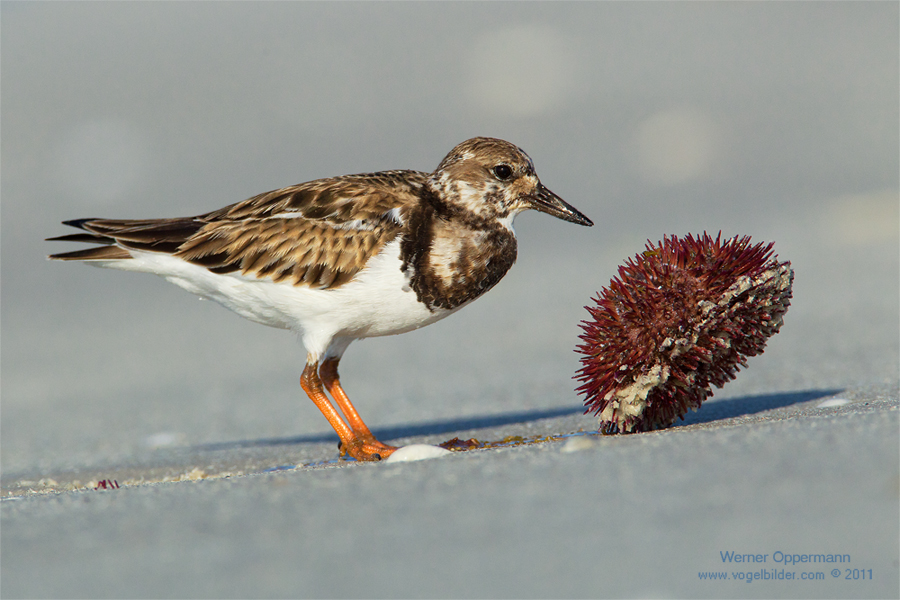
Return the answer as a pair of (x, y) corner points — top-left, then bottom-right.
(94, 239), (460, 355)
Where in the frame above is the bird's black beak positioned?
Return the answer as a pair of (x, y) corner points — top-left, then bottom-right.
(527, 184), (593, 226)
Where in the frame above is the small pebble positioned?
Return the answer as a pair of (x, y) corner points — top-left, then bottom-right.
(561, 436), (596, 453)
(817, 398), (850, 408)
(385, 444), (452, 463)
(143, 432), (184, 448)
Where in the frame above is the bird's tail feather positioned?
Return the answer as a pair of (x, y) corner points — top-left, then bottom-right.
(47, 217), (204, 260)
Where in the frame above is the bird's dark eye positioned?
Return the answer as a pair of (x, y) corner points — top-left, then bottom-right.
(492, 164), (513, 180)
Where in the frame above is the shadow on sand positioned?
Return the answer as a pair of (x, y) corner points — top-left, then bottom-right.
(677, 388), (842, 427)
(193, 388), (842, 452)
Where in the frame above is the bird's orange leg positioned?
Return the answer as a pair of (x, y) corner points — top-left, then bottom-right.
(319, 357), (397, 460)
(300, 360), (356, 446)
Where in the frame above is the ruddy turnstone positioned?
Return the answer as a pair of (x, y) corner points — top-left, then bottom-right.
(48, 137), (593, 461)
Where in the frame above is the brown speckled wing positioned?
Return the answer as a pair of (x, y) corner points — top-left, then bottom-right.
(177, 170), (426, 288)
(176, 216), (401, 288)
(202, 170), (425, 222)
(50, 170), (428, 289)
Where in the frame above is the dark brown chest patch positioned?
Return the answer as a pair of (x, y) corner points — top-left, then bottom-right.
(400, 201), (518, 311)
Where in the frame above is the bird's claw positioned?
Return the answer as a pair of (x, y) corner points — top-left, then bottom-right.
(339, 434), (398, 461)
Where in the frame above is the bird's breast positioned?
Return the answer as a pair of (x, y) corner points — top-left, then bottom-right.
(402, 213), (518, 311)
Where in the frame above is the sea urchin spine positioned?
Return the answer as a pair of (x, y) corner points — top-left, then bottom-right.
(575, 233), (793, 433)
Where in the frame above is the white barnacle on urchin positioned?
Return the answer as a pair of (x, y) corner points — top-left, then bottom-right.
(599, 363), (671, 432)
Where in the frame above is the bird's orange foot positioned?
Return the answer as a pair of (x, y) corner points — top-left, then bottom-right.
(339, 434), (398, 461)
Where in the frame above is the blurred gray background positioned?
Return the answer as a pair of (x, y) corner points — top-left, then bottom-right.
(2, 2), (898, 598)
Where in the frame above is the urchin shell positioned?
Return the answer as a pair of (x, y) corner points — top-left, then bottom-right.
(575, 233), (793, 434)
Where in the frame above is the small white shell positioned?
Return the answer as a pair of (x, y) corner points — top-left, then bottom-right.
(384, 444), (452, 463)
(560, 436), (596, 453)
(817, 398), (850, 408)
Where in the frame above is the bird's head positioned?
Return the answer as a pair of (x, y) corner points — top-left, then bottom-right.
(427, 137), (593, 228)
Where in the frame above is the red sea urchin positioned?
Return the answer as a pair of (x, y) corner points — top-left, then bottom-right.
(575, 233), (793, 434)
